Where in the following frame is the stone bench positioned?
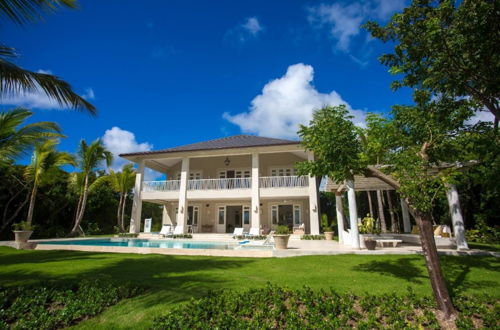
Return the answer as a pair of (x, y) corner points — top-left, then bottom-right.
(376, 239), (403, 248)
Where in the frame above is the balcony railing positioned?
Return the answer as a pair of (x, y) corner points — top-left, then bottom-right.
(143, 180), (180, 192)
(142, 176), (308, 192)
(259, 175), (308, 188)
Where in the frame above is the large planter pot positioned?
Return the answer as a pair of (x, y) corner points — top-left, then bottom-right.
(13, 230), (33, 243)
(324, 231), (335, 241)
(273, 234), (290, 250)
(364, 239), (377, 250)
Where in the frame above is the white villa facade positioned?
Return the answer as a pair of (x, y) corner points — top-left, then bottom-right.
(120, 135), (320, 235)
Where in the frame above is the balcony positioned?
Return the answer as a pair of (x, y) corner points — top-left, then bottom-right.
(142, 175), (308, 192)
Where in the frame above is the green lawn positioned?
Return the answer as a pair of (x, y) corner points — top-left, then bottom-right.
(0, 247), (498, 329)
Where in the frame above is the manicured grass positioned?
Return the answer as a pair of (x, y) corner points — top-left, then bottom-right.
(469, 242), (500, 252)
(0, 247), (498, 329)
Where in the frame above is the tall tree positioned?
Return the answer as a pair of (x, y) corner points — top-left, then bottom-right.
(69, 139), (112, 236)
(296, 102), (484, 320)
(25, 139), (75, 225)
(0, 108), (61, 163)
(0, 0), (96, 114)
(364, 0), (500, 125)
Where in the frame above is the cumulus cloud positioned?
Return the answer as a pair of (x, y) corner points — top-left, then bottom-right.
(102, 127), (161, 180)
(308, 0), (405, 52)
(0, 69), (95, 110)
(223, 63), (366, 139)
(226, 16), (264, 43)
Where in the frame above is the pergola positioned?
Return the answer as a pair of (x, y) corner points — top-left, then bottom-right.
(325, 175), (469, 250)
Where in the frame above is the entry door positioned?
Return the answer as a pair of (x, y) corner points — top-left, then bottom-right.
(216, 206), (226, 233)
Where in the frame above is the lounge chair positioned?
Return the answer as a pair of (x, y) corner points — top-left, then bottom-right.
(158, 225), (171, 238)
(245, 227), (260, 238)
(240, 230), (275, 246)
(166, 225), (184, 237)
(232, 227), (244, 238)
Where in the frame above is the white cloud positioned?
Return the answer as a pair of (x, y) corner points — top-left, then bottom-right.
(308, 0), (405, 52)
(223, 63), (366, 139)
(0, 69), (94, 110)
(226, 16), (264, 43)
(242, 17), (263, 36)
(466, 110), (495, 125)
(102, 127), (161, 180)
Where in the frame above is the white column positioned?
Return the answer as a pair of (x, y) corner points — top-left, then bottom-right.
(129, 160), (145, 233)
(162, 204), (173, 225)
(177, 157), (189, 234)
(335, 192), (345, 244)
(400, 198), (411, 233)
(251, 153), (261, 231)
(346, 179), (360, 249)
(446, 184), (469, 250)
(307, 152), (320, 235)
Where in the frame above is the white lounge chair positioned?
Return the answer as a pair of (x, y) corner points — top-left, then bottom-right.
(173, 226), (184, 235)
(232, 227), (244, 238)
(158, 225), (171, 238)
(246, 227), (260, 238)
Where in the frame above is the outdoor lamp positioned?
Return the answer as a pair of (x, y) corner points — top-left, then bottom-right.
(224, 157), (230, 166)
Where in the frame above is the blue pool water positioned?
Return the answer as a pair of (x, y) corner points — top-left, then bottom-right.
(38, 238), (236, 250)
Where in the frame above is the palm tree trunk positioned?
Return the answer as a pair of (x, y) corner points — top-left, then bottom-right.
(120, 192), (128, 232)
(117, 193), (123, 229)
(26, 185), (38, 225)
(367, 191), (374, 217)
(376, 190), (387, 233)
(70, 174), (89, 235)
(386, 190), (398, 232)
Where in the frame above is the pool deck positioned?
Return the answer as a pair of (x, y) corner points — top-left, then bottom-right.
(1, 235), (498, 258)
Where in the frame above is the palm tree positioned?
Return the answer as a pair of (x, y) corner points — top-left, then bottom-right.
(25, 139), (75, 225)
(0, 108), (62, 163)
(99, 164), (136, 232)
(0, 0), (96, 114)
(70, 139), (112, 236)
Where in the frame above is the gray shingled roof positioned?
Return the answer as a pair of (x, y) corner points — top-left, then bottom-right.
(120, 134), (300, 157)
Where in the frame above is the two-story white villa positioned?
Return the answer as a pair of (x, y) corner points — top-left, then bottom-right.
(120, 135), (320, 235)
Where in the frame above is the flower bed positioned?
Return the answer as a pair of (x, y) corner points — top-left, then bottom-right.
(151, 284), (498, 329)
(0, 280), (142, 329)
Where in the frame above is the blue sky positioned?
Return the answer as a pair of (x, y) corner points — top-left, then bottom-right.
(2, 0), (413, 175)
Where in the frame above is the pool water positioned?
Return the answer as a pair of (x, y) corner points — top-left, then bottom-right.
(38, 238), (238, 250)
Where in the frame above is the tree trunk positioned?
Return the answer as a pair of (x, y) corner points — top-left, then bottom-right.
(120, 193), (127, 232)
(376, 190), (387, 233)
(70, 174), (89, 235)
(117, 193), (123, 229)
(364, 166), (456, 320)
(25, 185), (38, 225)
(386, 190), (398, 233)
(414, 208), (456, 318)
(367, 191), (374, 217)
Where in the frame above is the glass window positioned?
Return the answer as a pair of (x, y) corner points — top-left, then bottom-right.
(193, 207), (199, 225)
(219, 171), (226, 179)
(218, 207), (225, 225)
(243, 206), (250, 225)
(272, 205), (278, 224)
(293, 205), (301, 225)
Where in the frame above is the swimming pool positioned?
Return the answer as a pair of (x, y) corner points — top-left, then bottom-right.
(38, 238), (238, 250)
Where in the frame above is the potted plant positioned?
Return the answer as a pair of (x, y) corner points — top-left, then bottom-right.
(321, 214), (335, 241)
(12, 221), (35, 243)
(273, 225), (291, 249)
(359, 215), (379, 250)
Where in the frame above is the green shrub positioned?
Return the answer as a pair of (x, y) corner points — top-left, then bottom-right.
(84, 222), (101, 235)
(171, 234), (192, 239)
(0, 280), (142, 329)
(151, 284), (498, 330)
(301, 234), (326, 240)
(233, 235), (267, 240)
(12, 221), (35, 231)
(274, 225), (291, 235)
(466, 216), (500, 244)
(118, 233), (139, 238)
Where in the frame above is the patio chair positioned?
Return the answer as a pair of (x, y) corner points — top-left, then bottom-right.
(245, 227), (260, 238)
(158, 225), (171, 238)
(232, 227), (244, 238)
(166, 225), (184, 237)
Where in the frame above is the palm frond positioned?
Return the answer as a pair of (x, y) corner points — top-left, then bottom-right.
(0, 59), (96, 114)
(0, 0), (77, 25)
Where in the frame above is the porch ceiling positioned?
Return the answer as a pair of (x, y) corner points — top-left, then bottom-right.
(326, 176), (395, 191)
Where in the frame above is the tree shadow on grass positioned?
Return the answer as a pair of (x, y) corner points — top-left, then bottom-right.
(351, 257), (427, 284)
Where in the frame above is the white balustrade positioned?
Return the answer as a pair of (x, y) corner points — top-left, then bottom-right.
(143, 176), (308, 192)
(143, 180), (180, 192)
(259, 175), (309, 188)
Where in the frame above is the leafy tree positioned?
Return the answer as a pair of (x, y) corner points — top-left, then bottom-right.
(69, 139), (112, 236)
(24, 139), (75, 226)
(364, 0), (500, 126)
(0, 0), (95, 114)
(0, 108), (61, 163)
(296, 102), (487, 320)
